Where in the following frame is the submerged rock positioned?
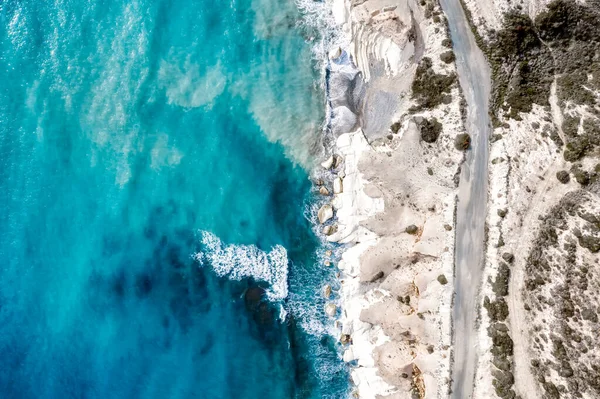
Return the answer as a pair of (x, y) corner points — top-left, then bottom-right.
(318, 204), (334, 224)
(323, 285), (332, 299)
(319, 186), (330, 196)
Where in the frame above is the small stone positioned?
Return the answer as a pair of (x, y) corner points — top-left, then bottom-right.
(437, 274), (448, 285)
(406, 224), (419, 235)
(325, 303), (337, 317)
(427, 167), (434, 175)
(497, 208), (507, 218)
(318, 204), (334, 224)
(323, 285), (332, 298)
(444, 224), (452, 231)
(319, 186), (330, 196)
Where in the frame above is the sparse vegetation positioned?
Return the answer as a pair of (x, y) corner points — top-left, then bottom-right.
(440, 50), (456, 64)
(411, 57), (457, 110)
(419, 117), (442, 143)
(454, 133), (471, 150)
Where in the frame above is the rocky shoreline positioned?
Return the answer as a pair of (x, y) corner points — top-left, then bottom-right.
(311, 0), (473, 397)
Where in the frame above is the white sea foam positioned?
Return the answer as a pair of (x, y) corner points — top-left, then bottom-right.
(296, 0), (348, 66)
(194, 231), (289, 301)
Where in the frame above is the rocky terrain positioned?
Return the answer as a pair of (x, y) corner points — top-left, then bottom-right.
(312, 0), (471, 397)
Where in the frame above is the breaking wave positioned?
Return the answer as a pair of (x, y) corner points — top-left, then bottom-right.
(194, 231), (289, 301)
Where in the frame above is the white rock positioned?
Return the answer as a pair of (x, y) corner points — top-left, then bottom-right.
(332, 195), (344, 210)
(325, 303), (337, 317)
(333, 154), (344, 169)
(322, 224), (338, 236)
(321, 156), (334, 169)
(323, 285), (332, 298)
(329, 47), (342, 60)
(333, 177), (343, 194)
(342, 323), (353, 335)
(343, 348), (355, 362)
(318, 204), (334, 224)
(319, 186), (330, 196)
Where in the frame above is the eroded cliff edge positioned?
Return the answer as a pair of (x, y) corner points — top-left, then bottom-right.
(313, 0), (472, 397)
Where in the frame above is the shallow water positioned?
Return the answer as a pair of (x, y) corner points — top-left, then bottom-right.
(0, 0), (348, 398)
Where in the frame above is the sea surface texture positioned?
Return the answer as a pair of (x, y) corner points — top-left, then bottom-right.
(0, 0), (348, 398)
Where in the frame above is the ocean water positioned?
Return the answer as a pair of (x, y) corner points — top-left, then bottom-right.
(0, 0), (349, 398)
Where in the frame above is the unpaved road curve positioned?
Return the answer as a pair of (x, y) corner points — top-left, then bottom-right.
(437, 0), (492, 397)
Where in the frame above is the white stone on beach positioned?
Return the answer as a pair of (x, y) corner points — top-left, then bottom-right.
(329, 47), (342, 60)
(333, 154), (344, 169)
(342, 323), (353, 335)
(321, 156), (334, 169)
(333, 177), (343, 194)
(322, 224), (338, 236)
(331, 196), (343, 210)
(325, 303), (337, 317)
(318, 204), (334, 224)
(343, 348), (355, 362)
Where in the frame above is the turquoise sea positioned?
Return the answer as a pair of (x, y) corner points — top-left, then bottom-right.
(0, 0), (349, 398)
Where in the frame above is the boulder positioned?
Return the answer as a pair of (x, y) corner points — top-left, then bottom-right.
(322, 224), (337, 236)
(325, 303), (337, 317)
(340, 334), (351, 345)
(333, 154), (344, 169)
(321, 156), (334, 169)
(331, 196), (343, 210)
(318, 204), (334, 224)
(437, 274), (448, 285)
(323, 285), (332, 298)
(319, 186), (330, 196)
(343, 348), (355, 362)
(333, 177), (343, 194)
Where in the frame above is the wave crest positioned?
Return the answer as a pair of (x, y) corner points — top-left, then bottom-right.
(194, 231), (289, 301)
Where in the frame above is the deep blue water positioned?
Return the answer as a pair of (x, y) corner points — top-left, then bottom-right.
(0, 0), (348, 398)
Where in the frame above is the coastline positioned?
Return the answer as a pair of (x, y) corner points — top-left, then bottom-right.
(312, 0), (469, 396)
